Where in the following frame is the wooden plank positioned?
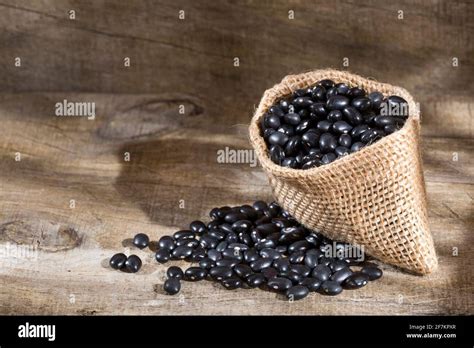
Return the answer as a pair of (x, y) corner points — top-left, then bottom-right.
(0, 93), (472, 315)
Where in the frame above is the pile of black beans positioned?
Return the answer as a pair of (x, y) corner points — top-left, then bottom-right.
(109, 201), (382, 301)
(260, 79), (408, 169)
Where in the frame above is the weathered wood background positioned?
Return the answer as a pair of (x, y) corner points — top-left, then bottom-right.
(0, 0), (472, 315)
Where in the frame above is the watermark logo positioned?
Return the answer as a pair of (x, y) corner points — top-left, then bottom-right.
(216, 147), (257, 167)
(18, 322), (55, 341)
(0, 242), (38, 262)
(55, 99), (96, 120)
(380, 101), (410, 117)
(323, 242), (364, 261)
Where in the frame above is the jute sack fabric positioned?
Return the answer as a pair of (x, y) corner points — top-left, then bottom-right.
(249, 69), (437, 275)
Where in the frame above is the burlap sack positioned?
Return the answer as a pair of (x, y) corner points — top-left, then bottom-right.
(249, 69), (437, 275)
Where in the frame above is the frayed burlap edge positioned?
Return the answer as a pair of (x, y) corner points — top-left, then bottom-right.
(249, 69), (437, 275)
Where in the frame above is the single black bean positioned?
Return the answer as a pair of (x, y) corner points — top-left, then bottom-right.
(277, 124), (295, 137)
(350, 142), (365, 152)
(273, 258), (291, 273)
(284, 113), (301, 125)
(286, 285), (309, 300)
(348, 87), (366, 98)
(288, 240), (312, 253)
(350, 124), (370, 139)
(304, 252), (319, 269)
(199, 257), (215, 270)
(368, 91), (384, 109)
(221, 277), (243, 290)
(247, 273), (266, 288)
(268, 131), (289, 147)
(190, 247), (206, 262)
(231, 220), (252, 233)
(321, 152), (337, 164)
(312, 85), (326, 100)
(374, 115), (396, 127)
(250, 258), (273, 272)
(343, 272), (369, 289)
(331, 268), (353, 283)
(327, 110), (343, 122)
(326, 95), (350, 110)
(189, 220), (207, 235)
(209, 266), (233, 280)
(332, 121), (352, 134)
(244, 248), (260, 263)
(301, 130), (321, 149)
(384, 124), (398, 134)
(262, 267), (279, 280)
(319, 133), (338, 153)
(308, 103), (327, 118)
(125, 255), (142, 273)
(268, 277), (293, 291)
(260, 248), (282, 260)
(158, 236), (175, 251)
(240, 205), (259, 220)
(295, 119), (312, 134)
(312, 264), (331, 281)
(222, 248), (243, 260)
(171, 245), (193, 259)
(338, 134), (352, 148)
(167, 266), (184, 279)
(164, 278), (181, 295)
(256, 223), (280, 235)
(264, 114), (281, 129)
(335, 146), (350, 157)
(173, 230), (194, 240)
(225, 232), (239, 244)
(299, 278), (322, 291)
(270, 105), (285, 116)
(234, 264), (253, 279)
(207, 249), (222, 262)
(286, 272), (305, 284)
(361, 266), (383, 280)
(351, 97), (371, 111)
(317, 120), (333, 132)
(320, 280), (343, 295)
(184, 267), (207, 281)
(335, 83), (350, 95)
(289, 250), (305, 264)
(228, 243), (250, 251)
(200, 234), (219, 249)
(109, 253), (127, 270)
(387, 95), (409, 116)
(329, 259), (348, 272)
(319, 79), (335, 89)
(132, 233), (149, 249)
(155, 249), (171, 263)
(342, 106), (363, 126)
(290, 264), (311, 277)
(216, 241), (228, 252)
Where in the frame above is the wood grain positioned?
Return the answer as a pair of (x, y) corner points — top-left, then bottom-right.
(0, 93), (472, 315)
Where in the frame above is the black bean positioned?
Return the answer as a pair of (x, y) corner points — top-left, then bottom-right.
(175, 238), (198, 248)
(286, 272), (305, 284)
(317, 120), (333, 132)
(164, 278), (181, 295)
(281, 157), (298, 168)
(284, 113), (301, 125)
(275, 245), (288, 254)
(222, 248), (243, 261)
(273, 258), (291, 273)
(342, 106), (363, 126)
(256, 223), (280, 235)
(350, 142), (365, 152)
(207, 249), (222, 262)
(311, 85), (326, 101)
(299, 278), (322, 291)
(348, 87), (366, 98)
(331, 268), (353, 283)
(158, 236), (175, 251)
(277, 124), (295, 137)
(318, 79), (335, 89)
(253, 201), (268, 212)
(326, 95), (350, 110)
(335, 83), (350, 95)
(368, 91), (384, 109)
(290, 264), (311, 277)
(321, 152), (337, 164)
(350, 124), (370, 139)
(295, 119), (312, 134)
(244, 248), (260, 263)
(264, 114), (281, 129)
(260, 248), (282, 260)
(189, 220), (207, 235)
(329, 259), (348, 272)
(125, 255), (142, 273)
(286, 285), (309, 300)
(228, 243), (250, 251)
(247, 273), (266, 288)
(250, 258), (273, 272)
(155, 249), (171, 263)
(304, 252), (319, 269)
(335, 146), (350, 157)
(319, 133), (338, 153)
(190, 247), (206, 262)
(225, 232), (239, 244)
(343, 272), (369, 289)
(338, 134), (352, 148)
(332, 121), (352, 134)
(327, 110), (343, 122)
(200, 234), (219, 249)
(288, 240), (312, 253)
(216, 259), (240, 268)
(312, 264), (331, 281)
(289, 250), (305, 264)
(351, 97), (371, 111)
(268, 277), (293, 291)
(172, 245), (193, 259)
(387, 95), (409, 117)
(270, 105), (285, 116)
(234, 264), (253, 279)
(184, 267), (207, 281)
(268, 131), (289, 147)
(361, 266), (383, 280)
(301, 130), (321, 149)
(374, 115), (396, 127)
(231, 220), (252, 233)
(360, 128), (384, 143)
(320, 280), (343, 295)
(209, 266), (233, 280)
(216, 241), (228, 252)
(167, 266), (184, 279)
(221, 277), (242, 290)
(173, 230), (194, 240)
(109, 253), (127, 270)
(132, 233), (149, 249)
(384, 124), (398, 134)
(308, 103), (327, 118)
(199, 257), (215, 270)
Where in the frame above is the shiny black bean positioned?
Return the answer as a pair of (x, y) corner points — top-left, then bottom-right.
(268, 128), (292, 146)
(155, 249), (171, 263)
(189, 220), (207, 235)
(368, 91), (384, 109)
(319, 133), (338, 153)
(342, 106), (363, 126)
(164, 278), (181, 295)
(256, 223), (279, 235)
(222, 248), (243, 261)
(207, 249), (222, 262)
(331, 268), (353, 283)
(301, 130), (321, 150)
(288, 240), (312, 253)
(171, 245), (193, 260)
(215, 259), (239, 268)
(327, 109), (343, 123)
(318, 79), (335, 89)
(387, 95), (408, 116)
(343, 272), (369, 289)
(321, 152), (337, 164)
(216, 241), (228, 252)
(330, 259), (348, 272)
(184, 267), (207, 281)
(268, 277), (293, 291)
(299, 278), (322, 291)
(277, 124), (295, 137)
(350, 141), (365, 152)
(283, 112), (301, 126)
(352, 97), (371, 111)
(260, 248), (281, 260)
(234, 264), (253, 279)
(250, 258), (273, 272)
(361, 266), (383, 280)
(158, 236), (175, 251)
(199, 257), (215, 270)
(335, 83), (350, 95)
(286, 285), (309, 300)
(295, 119), (312, 134)
(311, 85), (326, 101)
(109, 253), (127, 270)
(326, 95), (350, 110)
(244, 248), (260, 263)
(262, 267), (279, 280)
(281, 157), (298, 168)
(264, 114), (281, 129)
(200, 234), (219, 249)
(384, 124), (398, 134)
(247, 273), (266, 288)
(209, 266), (233, 280)
(173, 230), (194, 240)
(190, 247), (206, 262)
(338, 134), (352, 147)
(289, 250), (305, 264)
(231, 220), (252, 233)
(320, 280), (343, 295)
(374, 115), (396, 127)
(360, 128), (385, 143)
(284, 136), (302, 157)
(270, 105), (285, 116)
(221, 277), (242, 290)
(290, 264), (311, 277)
(286, 272), (305, 284)
(132, 233), (149, 249)
(125, 255), (142, 273)
(293, 97), (313, 108)
(350, 124), (370, 139)
(312, 264), (331, 281)
(304, 252), (319, 269)
(225, 232), (239, 244)
(317, 120), (333, 132)
(273, 258), (291, 273)
(332, 121), (352, 134)
(335, 146), (350, 157)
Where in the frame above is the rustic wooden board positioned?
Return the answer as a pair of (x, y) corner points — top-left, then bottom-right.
(0, 93), (472, 315)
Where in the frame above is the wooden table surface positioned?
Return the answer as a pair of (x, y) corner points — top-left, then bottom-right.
(0, 0), (472, 315)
